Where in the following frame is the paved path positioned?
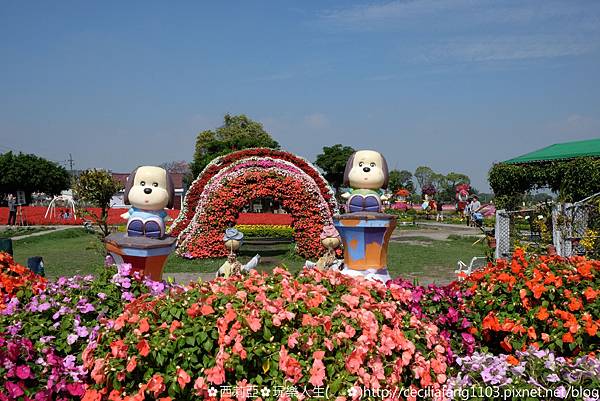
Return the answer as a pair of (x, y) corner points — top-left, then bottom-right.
(0, 225), (77, 241)
(391, 222), (482, 242)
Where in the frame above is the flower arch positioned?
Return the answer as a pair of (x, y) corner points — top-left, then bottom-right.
(172, 149), (338, 259)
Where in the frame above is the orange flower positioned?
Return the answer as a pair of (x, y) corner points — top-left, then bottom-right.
(506, 355), (519, 366)
(584, 287), (597, 302)
(482, 313), (500, 331)
(146, 374), (165, 397)
(562, 332), (574, 343)
(527, 326), (537, 340)
(138, 319), (150, 334)
(126, 356), (137, 372)
(536, 307), (549, 321)
(500, 339), (513, 352)
(577, 263), (593, 279)
(137, 339), (150, 357)
(568, 297), (583, 311)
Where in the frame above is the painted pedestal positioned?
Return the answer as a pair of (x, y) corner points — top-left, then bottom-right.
(333, 212), (397, 282)
(105, 233), (176, 281)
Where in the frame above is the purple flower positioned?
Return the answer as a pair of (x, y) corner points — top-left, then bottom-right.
(122, 291), (135, 301)
(98, 292), (107, 300)
(546, 373), (560, 382)
(75, 325), (89, 338)
(118, 263), (132, 276)
(63, 355), (76, 369)
(555, 386), (567, 398)
(66, 334), (78, 345)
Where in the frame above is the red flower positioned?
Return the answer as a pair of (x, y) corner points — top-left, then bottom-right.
(177, 367), (191, 389)
(137, 339), (150, 357)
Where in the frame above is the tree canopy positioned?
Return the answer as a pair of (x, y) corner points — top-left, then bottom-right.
(414, 165), (472, 202)
(191, 114), (280, 177)
(314, 144), (356, 192)
(72, 169), (123, 238)
(388, 170), (414, 193)
(489, 157), (600, 210)
(0, 152), (71, 202)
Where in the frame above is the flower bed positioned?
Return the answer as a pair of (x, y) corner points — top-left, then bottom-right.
(236, 224), (295, 239)
(0, 259), (175, 399)
(388, 278), (476, 361)
(0, 253), (46, 311)
(84, 268), (452, 400)
(462, 249), (600, 356)
(1, 249), (599, 400)
(236, 213), (293, 226)
(447, 348), (600, 400)
(0, 207), (180, 226)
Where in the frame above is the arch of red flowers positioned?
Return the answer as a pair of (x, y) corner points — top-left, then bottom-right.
(178, 171), (329, 259)
(170, 148), (336, 237)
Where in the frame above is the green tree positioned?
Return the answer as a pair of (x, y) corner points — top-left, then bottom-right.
(438, 172), (471, 202)
(72, 169), (123, 238)
(388, 169), (414, 193)
(315, 144), (356, 193)
(191, 114), (280, 177)
(414, 166), (434, 193)
(0, 152), (71, 202)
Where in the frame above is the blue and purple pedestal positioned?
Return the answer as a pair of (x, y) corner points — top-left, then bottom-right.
(333, 212), (397, 282)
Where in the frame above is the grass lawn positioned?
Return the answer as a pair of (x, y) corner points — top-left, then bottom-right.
(388, 235), (488, 284)
(10, 228), (488, 284)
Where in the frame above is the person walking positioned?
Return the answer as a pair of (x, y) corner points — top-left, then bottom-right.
(436, 199), (444, 222)
(7, 194), (17, 226)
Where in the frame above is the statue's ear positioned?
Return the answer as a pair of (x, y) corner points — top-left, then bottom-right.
(166, 171), (175, 209)
(123, 168), (138, 205)
(343, 152), (357, 186)
(380, 152), (389, 189)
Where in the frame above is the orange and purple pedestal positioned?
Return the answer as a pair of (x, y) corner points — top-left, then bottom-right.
(333, 212), (397, 282)
(105, 233), (176, 281)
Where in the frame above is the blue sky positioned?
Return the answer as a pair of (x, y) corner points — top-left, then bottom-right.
(1, 0), (599, 191)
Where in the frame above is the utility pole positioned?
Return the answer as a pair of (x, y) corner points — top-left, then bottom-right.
(68, 153), (74, 173)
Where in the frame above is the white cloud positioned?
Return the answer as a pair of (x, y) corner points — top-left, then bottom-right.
(304, 113), (329, 129)
(317, 0), (600, 64)
(417, 35), (597, 63)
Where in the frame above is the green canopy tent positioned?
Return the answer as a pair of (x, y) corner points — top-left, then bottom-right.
(504, 138), (600, 164)
(489, 138), (600, 209)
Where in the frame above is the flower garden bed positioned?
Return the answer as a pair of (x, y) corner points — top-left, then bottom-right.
(0, 250), (598, 400)
(0, 207), (180, 226)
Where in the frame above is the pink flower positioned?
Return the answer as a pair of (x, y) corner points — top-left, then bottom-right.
(309, 351), (326, 386)
(5, 382), (24, 398)
(15, 365), (31, 379)
(287, 331), (300, 348)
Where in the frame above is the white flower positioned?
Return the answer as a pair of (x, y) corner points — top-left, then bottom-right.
(347, 387), (358, 397)
(525, 216), (530, 220)
(261, 387), (271, 397)
(537, 215), (544, 220)
(208, 387), (218, 397)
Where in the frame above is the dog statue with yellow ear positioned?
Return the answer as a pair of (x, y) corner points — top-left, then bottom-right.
(121, 166), (175, 239)
(341, 150), (390, 213)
